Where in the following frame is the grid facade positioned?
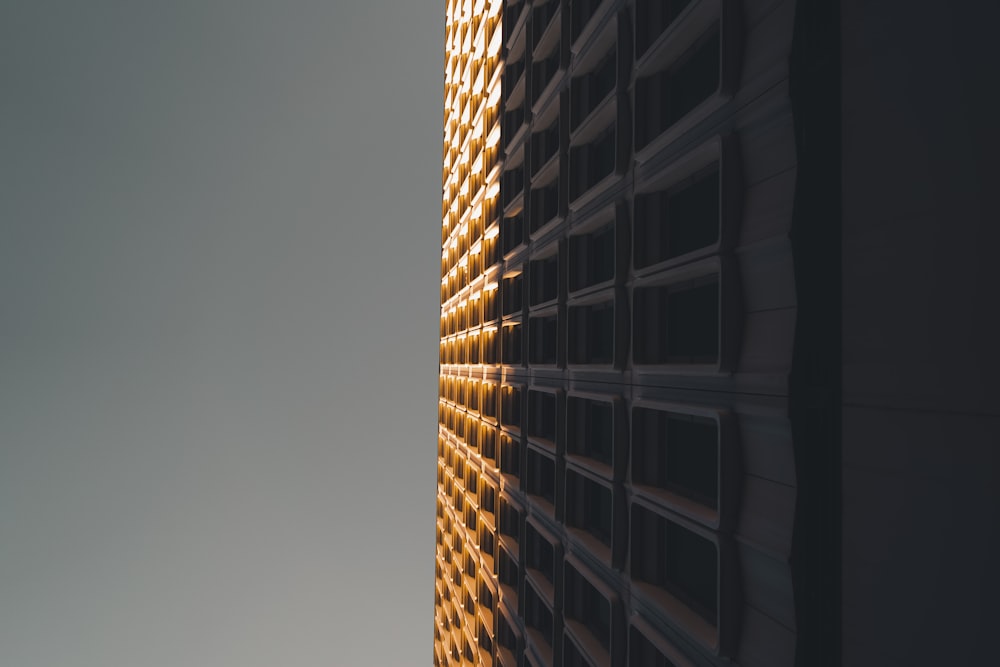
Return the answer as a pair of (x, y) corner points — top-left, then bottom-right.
(435, 1), (813, 666)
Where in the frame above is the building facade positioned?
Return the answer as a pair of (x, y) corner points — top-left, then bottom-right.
(434, 1), (841, 666)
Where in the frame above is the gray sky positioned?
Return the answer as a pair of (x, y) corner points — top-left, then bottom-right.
(1, 1), (442, 665)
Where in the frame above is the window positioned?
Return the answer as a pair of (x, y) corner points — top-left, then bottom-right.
(505, 58), (525, 94)
(529, 254), (559, 305)
(503, 105), (526, 151)
(632, 407), (719, 509)
(530, 121), (560, 176)
(568, 300), (615, 364)
(502, 165), (524, 207)
(527, 390), (557, 442)
(629, 626), (679, 667)
(565, 563), (612, 651)
(498, 546), (520, 593)
(564, 636), (593, 667)
(468, 331), (480, 364)
(524, 522), (556, 586)
(567, 396), (614, 467)
(524, 583), (554, 647)
(502, 274), (523, 316)
(478, 622), (493, 655)
(570, 124), (616, 201)
(483, 287), (499, 323)
(502, 323), (523, 364)
(529, 180), (559, 233)
(463, 637), (475, 663)
(532, 48), (560, 105)
(635, 27), (720, 150)
(566, 470), (613, 546)
(570, 0), (603, 44)
(481, 482), (497, 521)
(500, 433), (521, 479)
(631, 505), (718, 625)
(481, 526), (496, 563)
(571, 46), (616, 129)
(526, 448), (556, 506)
(530, 0), (559, 52)
(497, 612), (519, 655)
(633, 276), (719, 364)
(634, 164), (720, 268)
(499, 497), (522, 544)
(479, 579), (495, 615)
(482, 425), (497, 463)
(635, 0), (695, 58)
(501, 385), (522, 431)
(529, 314), (559, 365)
(503, 0), (525, 43)
(569, 222), (615, 292)
(482, 382), (498, 420)
(502, 214), (525, 255)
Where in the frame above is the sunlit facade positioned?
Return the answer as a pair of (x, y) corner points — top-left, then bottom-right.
(435, 1), (838, 666)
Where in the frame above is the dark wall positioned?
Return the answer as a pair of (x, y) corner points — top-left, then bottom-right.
(841, 2), (1000, 664)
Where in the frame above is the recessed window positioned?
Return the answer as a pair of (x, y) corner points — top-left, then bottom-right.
(479, 579), (495, 614)
(633, 276), (719, 365)
(569, 222), (615, 292)
(482, 426), (497, 463)
(634, 165), (720, 268)
(633, 407), (719, 509)
(570, 48), (616, 131)
(531, 49), (561, 105)
(499, 545), (520, 592)
(629, 626), (678, 667)
(499, 497), (522, 543)
(529, 181), (560, 233)
(526, 448), (556, 506)
(502, 274), (523, 316)
(565, 563), (612, 652)
(481, 527), (496, 562)
(483, 328), (499, 365)
(525, 522), (557, 586)
(635, 0), (695, 58)
(482, 383), (498, 420)
(631, 504), (718, 625)
(529, 315), (559, 365)
(568, 300), (615, 364)
(566, 470), (613, 546)
(500, 433), (521, 479)
(567, 397), (614, 467)
(502, 213), (525, 255)
(501, 386), (522, 430)
(497, 612), (520, 654)
(563, 636), (593, 667)
(635, 27), (720, 150)
(524, 583), (554, 647)
(503, 105), (526, 151)
(478, 622), (494, 655)
(505, 58), (525, 92)
(527, 390), (557, 441)
(502, 324), (523, 364)
(502, 165), (525, 207)
(570, 124), (616, 201)
(531, 0), (559, 50)
(481, 482), (497, 520)
(530, 121), (560, 176)
(529, 254), (559, 305)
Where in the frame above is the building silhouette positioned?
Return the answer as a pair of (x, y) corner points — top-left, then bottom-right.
(435, 1), (999, 666)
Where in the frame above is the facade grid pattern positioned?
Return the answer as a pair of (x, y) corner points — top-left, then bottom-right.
(435, 1), (809, 666)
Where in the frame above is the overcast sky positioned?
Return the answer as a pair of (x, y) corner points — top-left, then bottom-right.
(1, 1), (443, 665)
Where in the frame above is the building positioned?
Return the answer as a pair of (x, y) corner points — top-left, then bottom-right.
(434, 1), (998, 666)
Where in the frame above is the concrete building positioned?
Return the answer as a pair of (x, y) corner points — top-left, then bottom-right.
(434, 1), (999, 666)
